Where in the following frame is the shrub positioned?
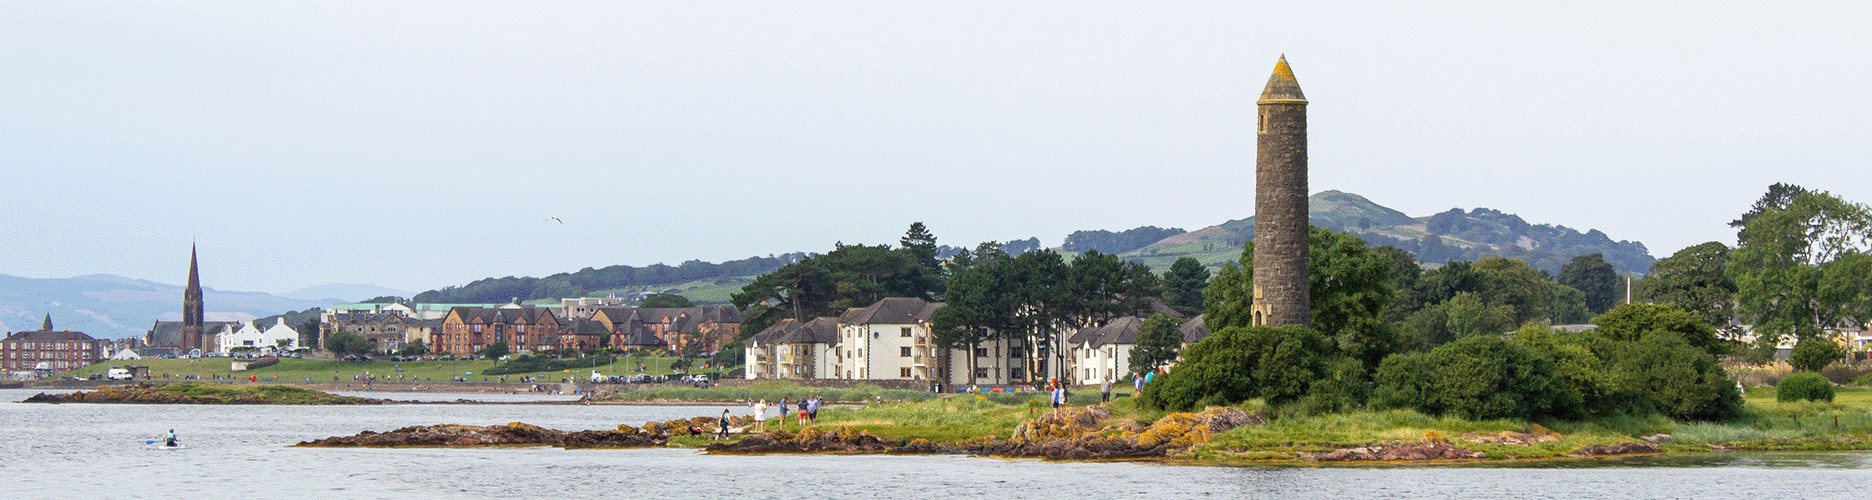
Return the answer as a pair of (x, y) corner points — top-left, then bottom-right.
(1819, 362), (1872, 385)
(1590, 303), (1724, 356)
(485, 354), (618, 375)
(1855, 372), (1872, 387)
(1776, 372), (1835, 403)
(1141, 325), (1330, 411)
(1371, 336), (1574, 420)
(1297, 357), (1369, 414)
(1788, 339), (1844, 372)
(1604, 332), (1742, 420)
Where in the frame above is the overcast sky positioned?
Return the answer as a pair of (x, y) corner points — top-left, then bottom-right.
(3, 1), (1868, 294)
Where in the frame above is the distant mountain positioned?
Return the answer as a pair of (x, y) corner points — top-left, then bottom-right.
(0, 274), (329, 339)
(281, 283), (416, 303)
(1135, 190), (1654, 274)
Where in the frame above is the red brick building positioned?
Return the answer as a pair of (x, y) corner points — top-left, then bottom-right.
(2, 315), (104, 374)
(437, 305), (562, 356)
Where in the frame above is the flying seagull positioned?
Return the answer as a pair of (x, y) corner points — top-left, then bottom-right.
(547, 216), (563, 224)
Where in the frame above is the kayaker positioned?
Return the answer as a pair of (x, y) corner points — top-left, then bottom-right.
(164, 429), (177, 447)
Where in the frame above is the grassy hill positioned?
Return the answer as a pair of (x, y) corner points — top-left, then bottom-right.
(1127, 190), (1655, 275)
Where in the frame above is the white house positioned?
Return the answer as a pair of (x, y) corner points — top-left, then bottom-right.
(1068, 316), (1145, 385)
(218, 318), (301, 354)
(835, 298), (946, 381)
(744, 317), (839, 380)
(109, 347), (142, 361)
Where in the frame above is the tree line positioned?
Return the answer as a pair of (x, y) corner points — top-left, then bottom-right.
(413, 253), (806, 303)
(1142, 183), (1872, 421)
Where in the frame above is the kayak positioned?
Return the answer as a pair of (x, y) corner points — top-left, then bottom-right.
(145, 439), (186, 450)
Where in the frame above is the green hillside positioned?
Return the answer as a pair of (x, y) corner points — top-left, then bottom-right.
(1128, 190), (1654, 274)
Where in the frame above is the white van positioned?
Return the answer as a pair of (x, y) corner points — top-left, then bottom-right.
(106, 367), (133, 381)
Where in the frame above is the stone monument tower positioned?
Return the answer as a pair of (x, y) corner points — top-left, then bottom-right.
(1250, 55), (1311, 327)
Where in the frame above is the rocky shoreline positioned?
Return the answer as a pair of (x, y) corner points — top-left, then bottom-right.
(21, 383), (388, 405)
(296, 416), (749, 449)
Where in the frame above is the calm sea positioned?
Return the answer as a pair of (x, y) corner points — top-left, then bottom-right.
(3, 389), (1869, 499)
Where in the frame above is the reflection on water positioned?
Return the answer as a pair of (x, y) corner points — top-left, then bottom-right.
(4, 389), (1870, 499)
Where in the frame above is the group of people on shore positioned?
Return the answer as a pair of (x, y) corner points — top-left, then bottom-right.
(733, 396), (824, 436)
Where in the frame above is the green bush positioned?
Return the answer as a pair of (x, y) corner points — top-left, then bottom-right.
(1371, 336), (1574, 420)
(1788, 339), (1844, 372)
(1141, 324), (1330, 411)
(1604, 332), (1742, 420)
(1590, 303), (1725, 356)
(485, 354), (617, 375)
(1776, 372), (1835, 403)
(1854, 372), (1872, 387)
(1512, 324), (1741, 421)
(1297, 357), (1369, 414)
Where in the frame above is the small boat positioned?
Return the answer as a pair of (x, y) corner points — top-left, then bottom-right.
(145, 439), (187, 450)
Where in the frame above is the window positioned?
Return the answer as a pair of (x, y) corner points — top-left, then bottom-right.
(1010, 347), (1024, 358)
(974, 368), (988, 379)
(900, 347), (912, 357)
(900, 327), (912, 337)
(975, 347), (988, 357)
(1011, 368), (1025, 380)
(900, 367), (911, 378)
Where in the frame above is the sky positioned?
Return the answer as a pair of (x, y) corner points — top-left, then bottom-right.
(3, 1), (1869, 295)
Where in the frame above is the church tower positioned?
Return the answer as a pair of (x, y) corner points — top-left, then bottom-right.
(1251, 55), (1311, 327)
(182, 244), (205, 352)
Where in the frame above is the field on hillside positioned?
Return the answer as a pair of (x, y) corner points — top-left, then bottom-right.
(590, 276), (752, 305)
(59, 356), (699, 383)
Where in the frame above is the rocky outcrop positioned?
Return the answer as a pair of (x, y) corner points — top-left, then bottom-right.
(1569, 442), (1661, 457)
(1459, 430), (1561, 446)
(707, 405), (1264, 460)
(707, 426), (893, 454)
(299, 415), (756, 449)
(1302, 442), (1487, 461)
(22, 383), (385, 405)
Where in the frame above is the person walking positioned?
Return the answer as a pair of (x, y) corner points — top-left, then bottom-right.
(717, 409), (731, 440)
(753, 399), (769, 432)
(1100, 376), (1112, 403)
(1133, 372), (1144, 393)
(1050, 384), (1065, 414)
(806, 396), (821, 426)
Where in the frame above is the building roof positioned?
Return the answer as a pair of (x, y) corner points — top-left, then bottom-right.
(1179, 315), (1210, 343)
(562, 318), (609, 336)
(750, 319), (793, 344)
(1257, 55), (1307, 105)
(846, 297), (943, 325)
(146, 320), (240, 348)
(2, 329), (99, 343)
(448, 306), (557, 325)
(1069, 316), (1145, 347)
(617, 328), (667, 347)
(778, 317), (840, 345)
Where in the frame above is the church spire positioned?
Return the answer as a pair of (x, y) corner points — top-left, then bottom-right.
(182, 244), (206, 352)
(41, 313), (52, 332)
(188, 243), (201, 291)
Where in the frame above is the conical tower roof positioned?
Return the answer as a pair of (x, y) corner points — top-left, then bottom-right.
(187, 244), (201, 291)
(1257, 55), (1307, 105)
(41, 314), (53, 331)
